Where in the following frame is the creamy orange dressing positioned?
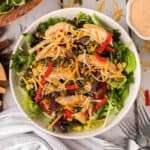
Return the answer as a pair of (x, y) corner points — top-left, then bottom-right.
(130, 0), (150, 37)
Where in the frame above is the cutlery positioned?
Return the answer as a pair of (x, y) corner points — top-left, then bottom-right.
(119, 104), (150, 149)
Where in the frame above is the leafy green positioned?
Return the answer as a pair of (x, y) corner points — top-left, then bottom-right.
(93, 107), (105, 119)
(11, 48), (29, 72)
(38, 17), (68, 33)
(21, 88), (54, 123)
(13, 0), (26, 5)
(107, 90), (124, 113)
(125, 50), (136, 74)
(0, 0), (26, 14)
(11, 48), (35, 72)
(0, 3), (13, 13)
(119, 87), (129, 101)
(21, 88), (43, 118)
(23, 33), (35, 48)
(91, 14), (102, 26)
(43, 112), (54, 123)
(127, 72), (135, 84)
(83, 119), (105, 131)
(78, 12), (93, 24)
(91, 14), (121, 41)
(107, 77), (127, 89)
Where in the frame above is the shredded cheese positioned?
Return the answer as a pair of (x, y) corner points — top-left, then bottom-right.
(48, 114), (63, 129)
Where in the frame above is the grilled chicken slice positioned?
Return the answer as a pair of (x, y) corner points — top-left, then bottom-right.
(73, 112), (88, 124)
(82, 24), (111, 44)
(77, 54), (117, 73)
(35, 45), (66, 61)
(47, 66), (72, 81)
(48, 72), (70, 81)
(45, 22), (74, 38)
(55, 95), (88, 107)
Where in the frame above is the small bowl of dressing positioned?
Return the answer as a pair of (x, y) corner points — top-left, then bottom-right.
(126, 0), (150, 40)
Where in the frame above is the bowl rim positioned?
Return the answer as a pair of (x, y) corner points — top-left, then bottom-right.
(10, 7), (141, 139)
(126, 0), (150, 40)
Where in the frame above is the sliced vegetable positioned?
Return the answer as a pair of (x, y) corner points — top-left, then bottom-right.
(40, 99), (51, 114)
(66, 84), (80, 91)
(92, 82), (107, 99)
(144, 90), (150, 106)
(93, 97), (108, 112)
(96, 33), (112, 54)
(95, 55), (107, 62)
(34, 87), (42, 102)
(106, 47), (115, 52)
(63, 109), (72, 120)
(34, 61), (53, 102)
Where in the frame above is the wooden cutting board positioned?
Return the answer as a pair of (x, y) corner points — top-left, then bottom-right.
(0, 63), (7, 94)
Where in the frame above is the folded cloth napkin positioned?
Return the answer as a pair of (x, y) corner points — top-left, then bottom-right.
(0, 91), (124, 150)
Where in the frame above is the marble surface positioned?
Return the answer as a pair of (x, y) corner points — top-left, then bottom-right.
(2, 0), (149, 148)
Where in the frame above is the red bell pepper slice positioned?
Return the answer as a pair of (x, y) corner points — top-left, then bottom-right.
(40, 99), (51, 114)
(63, 109), (72, 119)
(106, 47), (115, 53)
(92, 97), (108, 112)
(34, 61), (53, 102)
(66, 84), (80, 91)
(96, 33), (112, 54)
(93, 82), (107, 99)
(144, 90), (150, 106)
(95, 55), (107, 63)
(34, 87), (43, 102)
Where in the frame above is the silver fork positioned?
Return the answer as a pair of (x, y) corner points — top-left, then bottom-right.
(119, 104), (150, 149)
(137, 104), (150, 148)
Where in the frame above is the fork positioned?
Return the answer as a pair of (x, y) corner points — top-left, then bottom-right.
(119, 104), (150, 149)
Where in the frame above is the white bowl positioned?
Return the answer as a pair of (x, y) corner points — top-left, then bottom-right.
(10, 8), (141, 139)
(126, 0), (150, 40)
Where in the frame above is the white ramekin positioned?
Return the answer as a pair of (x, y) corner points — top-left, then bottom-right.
(126, 0), (150, 40)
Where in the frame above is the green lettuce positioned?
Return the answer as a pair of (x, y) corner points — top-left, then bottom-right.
(11, 48), (35, 72)
(23, 33), (35, 48)
(106, 78), (127, 89)
(38, 17), (68, 33)
(21, 88), (43, 118)
(125, 50), (136, 74)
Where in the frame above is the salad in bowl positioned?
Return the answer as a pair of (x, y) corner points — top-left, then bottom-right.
(10, 8), (140, 138)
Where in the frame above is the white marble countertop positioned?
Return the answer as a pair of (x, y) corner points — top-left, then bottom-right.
(2, 0), (149, 149)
